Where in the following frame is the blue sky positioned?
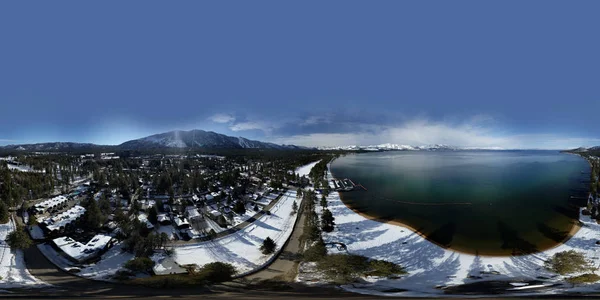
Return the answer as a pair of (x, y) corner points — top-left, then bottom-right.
(0, 1), (599, 149)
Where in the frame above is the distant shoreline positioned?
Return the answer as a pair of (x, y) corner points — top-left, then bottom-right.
(327, 156), (585, 258)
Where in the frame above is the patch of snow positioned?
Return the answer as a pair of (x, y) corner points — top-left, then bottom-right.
(0, 219), (49, 288)
(295, 160), (321, 178)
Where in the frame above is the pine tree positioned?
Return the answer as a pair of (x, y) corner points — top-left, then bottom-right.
(148, 205), (158, 224)
(320, 195), (327, 208)
(6, 225), (32, 250)
(82, 198), (104, 230)
(321, 209), (335, 232)
(233, 201), (246, 214)
(260, 236), (276, 254)
(0, 202), (9, 224)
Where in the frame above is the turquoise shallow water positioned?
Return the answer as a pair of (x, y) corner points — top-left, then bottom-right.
(330, 151), (590, 255)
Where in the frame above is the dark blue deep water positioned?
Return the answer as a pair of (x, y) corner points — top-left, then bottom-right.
(330, 151), (590, 255)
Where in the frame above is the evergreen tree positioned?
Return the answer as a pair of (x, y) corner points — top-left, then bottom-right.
(233, 201), (246, 214)
(98, 194), (111, 215)
(320, 195), (327, 208)
(148, 205), (158, 224)
(82, 198), (104, 230)
(260, 236), (276, 254)
(0, 202), (9, 224)
(321, 209), (335, 232)
(6, 225), (32, 250)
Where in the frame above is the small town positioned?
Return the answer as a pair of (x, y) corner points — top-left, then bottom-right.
(0, 150), (351, 283)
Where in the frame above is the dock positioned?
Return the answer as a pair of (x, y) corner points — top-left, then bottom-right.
(330, 178), (367, 191)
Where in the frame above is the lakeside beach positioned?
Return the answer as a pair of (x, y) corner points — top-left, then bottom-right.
(327, 151), (588, 256)
(298, 157), (600, 296)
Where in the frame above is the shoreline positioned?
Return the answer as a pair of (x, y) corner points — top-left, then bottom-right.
(327, 157), (586, 258)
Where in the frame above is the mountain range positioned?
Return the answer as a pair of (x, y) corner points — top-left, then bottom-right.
(317, 143), (506, 151)
(0, 130), (307, 152)
(2, 130), (596, 153)
(566, 146), (600, 156)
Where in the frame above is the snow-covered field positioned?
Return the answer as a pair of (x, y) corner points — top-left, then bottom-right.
(299, 166), (600, 296)
(296, 160), (320, 178)
(0, 219), (48, 288)
(174, 189), (300, 274)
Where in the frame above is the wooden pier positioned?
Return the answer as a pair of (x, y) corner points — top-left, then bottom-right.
(354, 184), (367, 191)
(348, 179), (368, 191)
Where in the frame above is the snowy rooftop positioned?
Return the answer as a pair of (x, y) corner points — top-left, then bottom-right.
(44, 205), (85, 231)
(157, 214), (170, 223)
(137, 213), (154, 229)
(185, 207), (201, 219)
(174, 217), (190, 227)
(35, 195), (68, 210)
(52, 234), (113, 262)
(152, 254), (186, 275)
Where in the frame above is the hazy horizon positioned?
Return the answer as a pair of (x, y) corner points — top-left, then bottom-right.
(1, 1), (599, 149)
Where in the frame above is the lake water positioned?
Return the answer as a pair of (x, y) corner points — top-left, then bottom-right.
(330, 151), (590, 255)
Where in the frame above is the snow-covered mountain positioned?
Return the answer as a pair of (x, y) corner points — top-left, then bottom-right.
(317, 143), (504, 151)
(118, 130), (306, 150)
(0, 142), (101, 152)
(0, 130), (308, 152)
(566, 146), (600, 154)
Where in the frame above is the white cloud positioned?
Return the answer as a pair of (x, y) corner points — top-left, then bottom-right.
(209, 114), (236, 124)
(301, 115), (333, 126)
(0, 138), (15, 145)
(230, 122), (268, 132)
(269, 118), (600, 150)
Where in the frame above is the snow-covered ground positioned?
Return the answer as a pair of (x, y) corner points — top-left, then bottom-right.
(38, 242), (134, 281)
(172, 161), (317, 274)
(229, 203), (260, 227)
(174, 189), (300, 274)
(7, 164), (36, 173)
(0, 219), (48, 288)
(298, 167), (600, 296)
(31, 161), (314, 282)
(296, 160), (320, 178)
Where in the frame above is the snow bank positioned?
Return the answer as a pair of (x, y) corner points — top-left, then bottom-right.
(0, 219), (48, 288)
(302, 167), (600, 296)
